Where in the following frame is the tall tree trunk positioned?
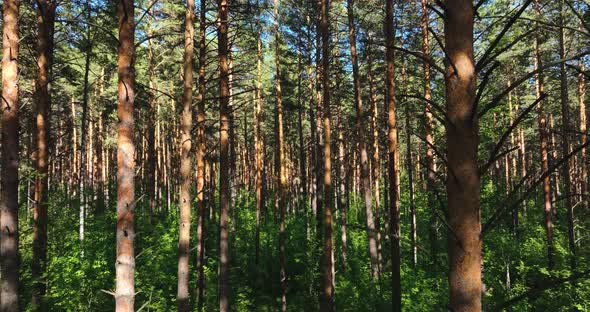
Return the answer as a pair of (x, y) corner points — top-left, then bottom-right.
(385, 0), (401, 310)
(319, 0), (334, 310)
(218, 0), (231, 310)
(346, 0), (379, 280)
(558, 2), (576, 270)
(534, 0), (554, 271)
(95, 67), (106, 213)
(367, 38), (383, 269)
(115, 0), (136, 310)
(254, 28), (263, 267)
(0, 0), (20, 310)
(79, 1), (93, 256)
(146, 0), (157, 222)
(32, 1), (56, 309)
(177, 0), (194, 310)
(421, 0), (438, 265)
(578, 61), (587, 211)
(273, 1), (288, 309)
(195, 0), (207, 308)
(444, 1), (482, 311)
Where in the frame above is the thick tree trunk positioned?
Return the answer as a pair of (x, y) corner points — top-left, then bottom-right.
(319, 0), (334, 310)
(32, 1), (55, 309)
(177, 0), (194, 310)
(0, 1), (20, 310)
(385, 0), (401, 310)
(218, 0), (231, 310)
(444, 1), (482, 311)
(195, 0), (207, 308)
(346, 0), (379, 281)
(115, 0), (136, 310)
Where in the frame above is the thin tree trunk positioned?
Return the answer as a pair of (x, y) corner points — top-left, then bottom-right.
(218, 0), (231, 310)
(421, 0), (438, 265)
(319, 0), (334, 310)
(444, 1), (482, 311)
(558, 2), (576, 270)
(0, 0), (20, 310)
(177, 0), (194, 310)
(32, 1), (56, 309)
(578, 60), (587, 211)
(146, 0), (157, 221)
(534, 0), (554, 271)
(273, 1), (288, 309)
(346, 0), (379, 280)
(195, 0), (207, 308)
(385, 1), (401, 310)
(79, 1), (93, 256)
(254, 29), (263, 267)
(115, 0), (136, 310)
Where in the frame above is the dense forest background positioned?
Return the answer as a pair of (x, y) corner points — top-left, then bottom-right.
(0, 0), (589, 311)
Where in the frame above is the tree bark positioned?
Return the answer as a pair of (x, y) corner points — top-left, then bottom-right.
(346, 0), (379, 281)
(385, 0), (401, 310)
(444, 1), (482, 311)
(218, 0), (231, 310)
(0, 0), (20, 310)
(273, 1), (288, 309)
(177, 0), (194, 310)
(254, 28), (263, 267)
(115, 0), (136, 310)
(195, 0), (207, 308)
(32, 1), (56, 309)
(534, 0), (554, 271)
(558, 2), (576, 270)
(319, 0), (334, 310)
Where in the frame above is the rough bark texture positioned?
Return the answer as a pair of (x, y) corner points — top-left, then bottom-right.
(115, 0), (136, 310)
(1, 1), (20, 311)
(177, 0), (194, 310)
(32, 1), (56, 309)
(218, 0), (231, 310)
(385, 0), (401, 310)
(195, 0), (207, 308)
(444, 1), (482, 311)
(254, 29), (263, 267)
(319, 0), (334, 310)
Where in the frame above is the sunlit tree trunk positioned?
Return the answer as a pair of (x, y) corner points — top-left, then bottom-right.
(177, 0), (194, 310)
(0, 0), (20, 310)
(115, 0), (136, 310)
(32, 1), (56, 309)
(254, 28), (264, 267)
(444, 1), (481, 311)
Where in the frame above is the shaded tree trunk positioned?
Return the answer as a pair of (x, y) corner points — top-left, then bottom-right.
(346, 0), (379, 280)
(115, 0), (136, 310)
(319, 0), (334, 310)
(0, 0), (20, 310)
(195, 0), (207, 308)
(218, 0), (231, 310)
